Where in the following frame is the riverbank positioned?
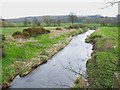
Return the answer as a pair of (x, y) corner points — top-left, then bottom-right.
(85, 27), (118, 88)
(2, 28), (87, 88)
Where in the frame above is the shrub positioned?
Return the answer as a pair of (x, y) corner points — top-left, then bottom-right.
(12, 31), (23, 39)
(83, 27), (88, 31)
(56, 27), (62, 30)
(69, 26), (74, 29)
(23, 32), (30, 39)
(72, 24), (80, 29)
(23, 28), (32, 36)
(23, 27), (50, 37)
(79, 24), (85, 28)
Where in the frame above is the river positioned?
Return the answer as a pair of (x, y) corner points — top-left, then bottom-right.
(9, 30), (94, 88)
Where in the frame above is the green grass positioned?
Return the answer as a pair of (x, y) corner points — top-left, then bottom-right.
(84, 24), (101, 30)
(1, 27), (28, 36)
(86, 27), (118, 88)
(1, 26), (64, 36)
(1, 23), (101, 36)
(1, 26), (54, 36)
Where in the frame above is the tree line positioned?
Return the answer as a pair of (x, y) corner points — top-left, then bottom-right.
(23, 13), (118, 27)
(0, 13), (118, 27)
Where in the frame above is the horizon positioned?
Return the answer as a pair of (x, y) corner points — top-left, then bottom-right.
(3, 14), (117, 20)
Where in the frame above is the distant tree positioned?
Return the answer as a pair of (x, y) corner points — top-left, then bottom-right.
(28, 21), (31, 26)
(83, 18), (91, 24)
(2, 18), (5, 21)
(32, 17), (41, 26)
(24, 18), (29, 27)
(50, 19), (57, 26)
(68, 12), (78, 25)
(43, 16), (51, 26)
(56, 19), (61, 26)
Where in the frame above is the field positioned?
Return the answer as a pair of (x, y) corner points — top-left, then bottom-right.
(1, 23), (101, 36)
(86, 27), (118, 88)
(1, 27), (26, 36)
(1, 27), (57, 36)
(1, 23), (119, 88)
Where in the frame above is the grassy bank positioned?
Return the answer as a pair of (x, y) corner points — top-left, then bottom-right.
(85, 27), (118, 88)
(1, 27), (57, 36)
(2, 27), (87, 88)
(1, 27), (27, 36)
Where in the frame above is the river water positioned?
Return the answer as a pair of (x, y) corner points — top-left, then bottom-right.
(10, 30), (94, 88)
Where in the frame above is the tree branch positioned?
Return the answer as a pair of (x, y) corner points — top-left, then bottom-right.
(100, 0), (120, 9)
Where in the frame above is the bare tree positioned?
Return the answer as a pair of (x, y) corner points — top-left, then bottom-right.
(101, 0), (120, 9)
(106, 0), (120, 5)
(68, 12), (78, 26)
(24, 18), (29, 27)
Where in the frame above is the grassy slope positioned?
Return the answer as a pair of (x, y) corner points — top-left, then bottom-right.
(2, 27), (86, 87)
(1, 27), (27, 36)
(86, 27), (118, 88)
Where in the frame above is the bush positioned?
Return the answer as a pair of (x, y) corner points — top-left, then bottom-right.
(69, 26), (74, 29)
(23, 32), (30, 39)
(12, 31), (23, 39)
(73, 24), (80, 29)
(83, 27), (88, 31)
(56, 27), (62, 30)
(79, 24), (85, 28)
(84, 24), (100, 30)
(23, 27), (50, 37)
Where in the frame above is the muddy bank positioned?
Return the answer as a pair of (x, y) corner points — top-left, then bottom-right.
(2, 29), (87, 89)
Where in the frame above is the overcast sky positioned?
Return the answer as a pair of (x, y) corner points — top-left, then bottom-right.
(1, 0), (118, 19)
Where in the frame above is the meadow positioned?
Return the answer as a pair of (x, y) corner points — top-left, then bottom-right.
(1, 23), (119, 88)
(86, 27), (118, 87)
